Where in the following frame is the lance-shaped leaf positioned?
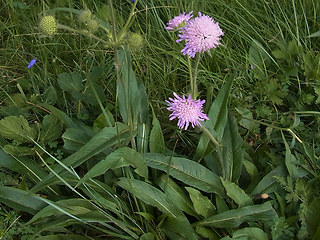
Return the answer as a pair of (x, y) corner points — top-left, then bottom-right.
(220, 114), (244, 182)
(221, 178), (253, 208)
(195, 202), (277, 228)
(78, 147), (148, 184)
(0, 186), (47, 214)
(31, 123), (132, 193)
(116, 46), (149, 126)
(193, 74), (234, 162)
(118, 178), (198, 240)
(144, 153), (224, 196)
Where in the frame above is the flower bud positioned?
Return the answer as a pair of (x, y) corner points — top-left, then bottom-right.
(78, 9), (92, 23)
(87, 19), (99, 32)
(127, 32), (143, 51)
(39, 16), (57, 36)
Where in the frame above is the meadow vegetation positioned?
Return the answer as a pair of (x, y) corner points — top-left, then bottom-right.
(0, 0), (320, 239)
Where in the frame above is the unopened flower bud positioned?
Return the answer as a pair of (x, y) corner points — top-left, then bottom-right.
(39, 16), (57, 36)
(78, 9), (92, 23)
(87, 19), (99, 32)
(127, 32), (143, 51)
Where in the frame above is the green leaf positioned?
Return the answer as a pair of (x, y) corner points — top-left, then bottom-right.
(145, 153), (224, 196)
(40, 115), (63, 145)
(185, 187), (216, 218)
(118, 178), (198, 240)
(57, 72), (83, 99)
(62, 127), (94, 152)
(307, 30), (320, 38)
(305, 198), (320, 239)
(3, 144), (34, 156)
(0, 149), (49, 183)
(195, 202), (277, 228)
(118, 178), (183, 219)
(116, 47), (149, 126)
(236, 107), (259, 130)
(39, 103), (78, 128)
(0, 186), (47, 214)
(93, 106), (115, 130)
(242, 159), (259, 192)
(157, 175), (198, 217)
(28, 198), (96, 224)
(43, 85), (57, 105)
(31, 123), (132, 193)
(0, 115), (37, 144)
(224, 227), (268, 240)
(193, 74), (234, 161)
(196, 226), (220, 240)
(79, 147), (148, 184)
(34, 235), (92, 240)
(221, 114), (244, 182)
(251, 164), (287, 194)
(149, 107), (165, 154)
(221, 178), (253, 208)
(139, 233), (155, 240)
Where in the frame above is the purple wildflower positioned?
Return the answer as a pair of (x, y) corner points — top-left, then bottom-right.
(177, 12), (224, 58)
(166, 92), (209, 130)
(131, 0), (135, 2)
(165, 11), (193, 30)
(27, 58), (37, 68)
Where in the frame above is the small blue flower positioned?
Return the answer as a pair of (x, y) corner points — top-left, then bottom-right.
(131, 0), (135, 2)
(27, 58), (37, 69)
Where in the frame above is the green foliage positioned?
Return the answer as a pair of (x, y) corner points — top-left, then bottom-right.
(1, 0), (320, 239)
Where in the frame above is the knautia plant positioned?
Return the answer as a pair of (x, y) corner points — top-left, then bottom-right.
(3, 1), (320, 240)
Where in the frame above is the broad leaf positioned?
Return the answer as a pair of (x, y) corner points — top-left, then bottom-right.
(221, 227), (268, 240)
(157, 175), (198, 217)
(40, 114), (63, 145)
(118, 178), (198, 240)
(149, 107), (165, 154)
(116, 47), (149, 126)
(0, 186), (47, 214)
(221, 114), (244, 181)
(186, 187), (216, 218)
(0, 115), (37, 144)
(221, 178), (253, 208)
(195, 202), (277, 228)
(145, 153), (224, 196)
(79, 147), (148, 184)
(251, 164), (287, 194)
(31, 123), (132, 193)
(193, 74), (234, 162)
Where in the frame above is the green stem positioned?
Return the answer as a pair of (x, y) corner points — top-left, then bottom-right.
(192, 53), (201, 98)
(108, 0), (118, 43)
(57, 24), (112, 46)
(187, 57), (193, 94)
(88, 80), (113, 127)
(241, 116), (303, 144)
(118, 0), (138, 38)
(200, 125), (222, 149)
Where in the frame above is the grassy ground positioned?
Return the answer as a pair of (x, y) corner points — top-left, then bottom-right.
(1, 0), (320, 239)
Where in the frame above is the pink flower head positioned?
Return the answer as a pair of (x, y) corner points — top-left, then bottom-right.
(166, 92), (209, 130)
(165, 11), (193, 30)
(177, 12), (224, 58)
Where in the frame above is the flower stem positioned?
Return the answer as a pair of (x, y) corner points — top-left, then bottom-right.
(200, 125), (222, 148)
(118, 0), (138, 39)
(192, 53), (201, 98)
(57, 24), (110, 45)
